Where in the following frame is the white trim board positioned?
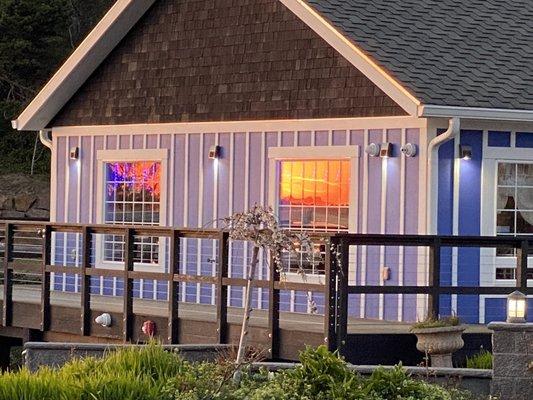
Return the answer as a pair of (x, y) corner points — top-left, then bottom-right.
(51, 117), (426, 136)
(14, 0), (155, 131)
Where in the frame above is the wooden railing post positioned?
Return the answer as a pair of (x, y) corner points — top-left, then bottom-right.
(80, 227), (92, 336)
(428, 238), (441, 319)
(336, 237), (350, 356)
(123, 228), (135, 342)
(2, 223), (13, 327)
(324, 237), (338, 352)
(168, 230), (181, 344)
(268, 250), (280, 359)
(516, 239), (529, 293)
(40, 225), (52, 332)
(216, 231), (229, 344)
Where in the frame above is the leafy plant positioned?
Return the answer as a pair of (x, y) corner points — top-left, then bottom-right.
(0, 343), (484, 400)
(466, 349), (493, 369)
(412, 315), (461, 330)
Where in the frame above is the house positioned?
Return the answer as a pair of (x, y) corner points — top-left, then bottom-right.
(12, 0), (533, 324)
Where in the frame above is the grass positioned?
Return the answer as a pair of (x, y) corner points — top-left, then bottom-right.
(0, 343), (484, 400)
(411, 315), (461, 330)
(466, 349), (493, 370)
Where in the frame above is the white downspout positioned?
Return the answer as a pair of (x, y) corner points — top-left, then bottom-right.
(426, 117), (461, 234)
(39, 129), (53, 150)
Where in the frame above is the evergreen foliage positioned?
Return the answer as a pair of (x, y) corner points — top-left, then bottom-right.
(0, 0), (114, 174)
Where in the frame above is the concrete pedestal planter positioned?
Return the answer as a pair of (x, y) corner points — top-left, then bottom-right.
(411, 325), (466, 368)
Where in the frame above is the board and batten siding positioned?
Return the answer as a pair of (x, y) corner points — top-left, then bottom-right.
(50, 120), (424, 321)
(437, 127), (533, 324)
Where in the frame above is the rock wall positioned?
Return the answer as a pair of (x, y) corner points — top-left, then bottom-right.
(0, 174), (50, 220)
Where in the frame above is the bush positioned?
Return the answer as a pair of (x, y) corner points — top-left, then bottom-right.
(466, 349), (493, 370)
(0, 343), (483, 400)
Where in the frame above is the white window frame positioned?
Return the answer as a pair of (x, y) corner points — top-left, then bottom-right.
(480, 150), (533, 287)
(268, 145), (359, 283)
(95, 149), (169, 272)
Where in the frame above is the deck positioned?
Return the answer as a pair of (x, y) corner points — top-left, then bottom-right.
(0, 220), (530, 363)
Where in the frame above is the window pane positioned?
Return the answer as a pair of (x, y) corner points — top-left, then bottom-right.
(498, 163), (515, 186)
(104, 161), (161, 263)
(497, 187), (515, 210)
(516, 211), (533, 234)
(277, 159), (350, 233)
(517, 164), (533, 186)
(517, 188), (533, 211)
(496, 211), (515, 234)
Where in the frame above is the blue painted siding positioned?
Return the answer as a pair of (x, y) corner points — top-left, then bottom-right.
(515, 132), (533, 148)
(488, 131), (511, 147)
(437, 136), (454, 317)
(457, 130), (483, 323)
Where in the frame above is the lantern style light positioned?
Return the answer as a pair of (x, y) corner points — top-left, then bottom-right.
(507, 291), (527, 323)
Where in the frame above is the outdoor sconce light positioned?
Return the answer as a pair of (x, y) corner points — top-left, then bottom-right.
(365, 143), (381, 157)
(70, 146), (80, 160)
(459, 145), (472, 160)
(208, 145), (221, 160)
(95, 313), (112, 327)
(380, 142), (393, 158)
(401, 143), (417, 157)
(507, 290), (527, 323)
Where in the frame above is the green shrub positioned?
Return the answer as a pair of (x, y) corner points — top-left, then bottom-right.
(466, 349), (493, 370)
(0, 343), (483, 400)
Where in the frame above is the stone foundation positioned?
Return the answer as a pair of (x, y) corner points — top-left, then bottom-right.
(489, 322), (533, 400)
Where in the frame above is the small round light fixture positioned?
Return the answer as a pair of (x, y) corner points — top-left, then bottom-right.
(507, 290), (527, 323)
(401, 143), (417, 157)
(365, 143), (381, 157)
(95, 313), (112, 327)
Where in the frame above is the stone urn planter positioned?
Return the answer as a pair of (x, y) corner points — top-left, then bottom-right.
(411, 325), (466, 368)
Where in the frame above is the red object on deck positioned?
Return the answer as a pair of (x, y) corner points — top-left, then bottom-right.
(142, 320), (156, 337)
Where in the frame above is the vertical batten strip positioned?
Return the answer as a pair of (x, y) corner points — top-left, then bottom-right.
(360, 129), (369, 318)
(227, 132), (234, 306)
(378, 130), (388, 320)
(398, 129), (406, 321)
(243, 132), (250, 307)
(182, 134), (189, 302)
(212, 133), (220, 305)
(258, 131), (266, 309)
(196, 134), (204, 304)
(75, 138), (83, 293)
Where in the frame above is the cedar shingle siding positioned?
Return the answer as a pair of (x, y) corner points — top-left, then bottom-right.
(51, 0), (406, 127)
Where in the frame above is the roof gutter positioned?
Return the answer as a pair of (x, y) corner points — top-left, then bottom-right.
(426, 117), (461, 234)
(39, 130), (53, 150)
(419, 105), (533, 122)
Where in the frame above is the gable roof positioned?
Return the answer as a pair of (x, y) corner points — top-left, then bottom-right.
(307, 0), (533, 112)
(13, 0), (533, 130)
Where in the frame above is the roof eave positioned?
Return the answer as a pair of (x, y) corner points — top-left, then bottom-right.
(13, 0), (156, 132)
(419, 105), (533, 122)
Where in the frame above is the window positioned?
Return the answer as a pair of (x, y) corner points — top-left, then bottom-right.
(496, 162), (533, 279)
(277, 158), (352, 275)
(103, 161), (161, 264)
(278, 160), (350, 232)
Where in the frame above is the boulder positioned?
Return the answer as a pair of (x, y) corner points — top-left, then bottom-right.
(14, 194), (37, 212)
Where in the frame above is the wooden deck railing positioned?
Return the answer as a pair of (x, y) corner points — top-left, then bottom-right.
(0, 220), (531, 358)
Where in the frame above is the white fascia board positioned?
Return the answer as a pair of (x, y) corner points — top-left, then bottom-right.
(13, 0), (156, 131)
(420, 104), (533, 122)
(279, 0), (420, 116)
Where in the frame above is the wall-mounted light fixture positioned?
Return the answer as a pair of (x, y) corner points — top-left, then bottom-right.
(401, 143), (417, 157)
(380, 142), (393, 158)
(365, 143), (381, 157)
(507, 290), (527, 323)
(459, 145), (472, 160)
(70, 147), (80, 160)
(209, 145), (221, 160)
